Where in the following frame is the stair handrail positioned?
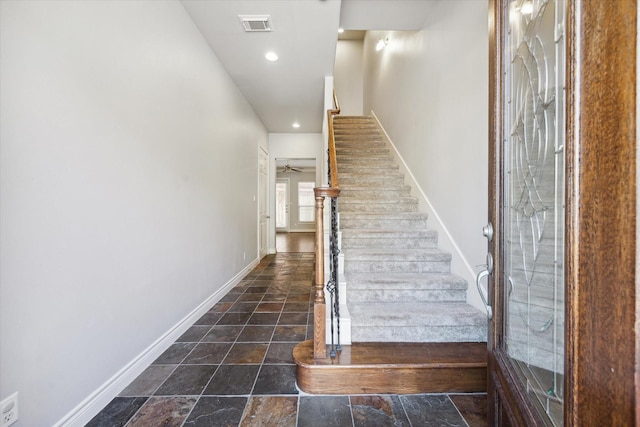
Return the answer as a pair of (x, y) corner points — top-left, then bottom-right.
(313, 90), (341, 359)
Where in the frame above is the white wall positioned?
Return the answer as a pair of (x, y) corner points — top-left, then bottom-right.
(0, 1), (267, 426)
(362, 0), (489, 309)
(334, 40), (364, 115)
(269, 134), (323, 249)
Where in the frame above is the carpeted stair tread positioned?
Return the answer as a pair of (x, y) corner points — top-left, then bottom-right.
(349, 302), (486, 327)
(346, 272), (467, 290)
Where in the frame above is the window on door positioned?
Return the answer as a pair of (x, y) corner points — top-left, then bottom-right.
(297, 182), (315, 223)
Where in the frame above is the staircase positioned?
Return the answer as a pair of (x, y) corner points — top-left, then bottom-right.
(293, 115), (487, 395)
(334, 115), (487, 343)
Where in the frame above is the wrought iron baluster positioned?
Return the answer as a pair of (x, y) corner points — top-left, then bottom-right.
(325, 150), (341, 358)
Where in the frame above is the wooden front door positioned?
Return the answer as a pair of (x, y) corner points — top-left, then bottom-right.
(487, 0), (637, 425)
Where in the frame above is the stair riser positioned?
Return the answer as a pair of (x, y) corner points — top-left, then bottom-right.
(340, 196), (416, 204)
(337, 166), (399, 174)
(340, 203), (418, 213)
(336, 138), (387, 150)
(340, 176), (405, 186)
(348, 289), (467, 303)
(335, 132), (382, 137)
(340, 189), (412, 197)
(293, 340), (487, 394)
(351, 326), (487, 343)
(345, 261), (450, 274)
(342, 237), (436, 249)
(335, 157), (395, 165)
(341, 219), (428, 229)
(335, 140), (384, 146)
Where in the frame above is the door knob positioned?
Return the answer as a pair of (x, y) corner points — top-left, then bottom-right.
(482, 223), (494, 241)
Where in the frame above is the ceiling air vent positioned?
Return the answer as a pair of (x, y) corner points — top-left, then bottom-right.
(239, 15), (273, 32)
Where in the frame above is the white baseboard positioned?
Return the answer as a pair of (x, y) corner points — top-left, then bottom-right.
(54, 258), (260, 427)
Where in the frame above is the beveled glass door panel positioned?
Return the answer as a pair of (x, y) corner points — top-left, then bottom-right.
(502, 0), (565, 425)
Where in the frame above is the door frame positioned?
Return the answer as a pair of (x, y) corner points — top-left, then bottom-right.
(258, 147), (269, 260)
(487, 0), (637, 425)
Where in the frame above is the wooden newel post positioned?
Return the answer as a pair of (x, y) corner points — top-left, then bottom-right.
(313, 189), (327, 359)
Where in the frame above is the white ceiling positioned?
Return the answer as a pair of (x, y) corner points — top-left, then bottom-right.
(180, 0), (436, 133)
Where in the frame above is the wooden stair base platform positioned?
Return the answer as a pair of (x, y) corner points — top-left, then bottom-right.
(293, 340), (487, 394)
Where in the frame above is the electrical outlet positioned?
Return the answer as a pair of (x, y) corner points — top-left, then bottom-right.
(1, 392), (18, 427)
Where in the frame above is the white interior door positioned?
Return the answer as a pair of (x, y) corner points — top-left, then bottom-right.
(258, 148), (268, 259)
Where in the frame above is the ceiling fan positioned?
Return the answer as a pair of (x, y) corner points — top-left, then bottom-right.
(281, 163), (302, 173)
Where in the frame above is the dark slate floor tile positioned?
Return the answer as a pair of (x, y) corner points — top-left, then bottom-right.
(210, 302), (234, 313)
(237, 325), (275, 342)
(85, 397), (148, 427)
(298, 396), (352, 427)
(154, 365), (218, 396)
(176, 325), (212, 342)
(183, 396), (247, 427)
(229, 302), (260, 313)
(224, 343), (269, 364)
(450, 394), (488, 427)
(183, 343), (231, 364)
(264, 342), (296, 364)
(238, 293), (264, 302)
(278, 312), (308, 325)
(126, 396), (196, 427)
(219, 293), (241, 302)
(249, 280), (271, 287)
(268, 285), (290, 293)
(203, 364), (260, 395)
(400, 394), (467, 427)
(272, 325), (307, 342)
(153, 343), (196, 364)
(119, 365), (176, 397)
(252, 365), (298, 395)
(245, 286), (269, 294)
(240, 396), (298, 427)
(194, 312), (223, 325)
(248, 313), (280, 325)
(285, 294), (310, 303)
(351, 395), (410, 427)
(202, 325), (244, 342)
(256, 302), (284, 312)
(218, 311), (252, 325)
(283, 302), (309, 312)
(263, 293), (288, 302)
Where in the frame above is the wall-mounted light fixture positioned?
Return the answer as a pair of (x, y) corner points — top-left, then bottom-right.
(292, 122), (300, 129)
(338, 28), (344, 34)
(375, 37), (389, 51)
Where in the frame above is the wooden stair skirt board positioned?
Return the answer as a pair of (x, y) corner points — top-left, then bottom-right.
(293, 340), (487, 394)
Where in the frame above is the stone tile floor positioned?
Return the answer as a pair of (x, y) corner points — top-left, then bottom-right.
(87, 253), (487, 426)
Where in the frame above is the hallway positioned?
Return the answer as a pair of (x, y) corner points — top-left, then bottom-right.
(87, 234), (487, 426)
(276, 232), (315, 253)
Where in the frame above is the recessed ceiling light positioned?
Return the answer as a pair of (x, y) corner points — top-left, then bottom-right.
(338, 28), (344, 34)
(292, 122), (300, 128)
(265, 51), (278, 61)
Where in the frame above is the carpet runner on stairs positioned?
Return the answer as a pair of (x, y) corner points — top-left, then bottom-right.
(334, 115), (487, 343)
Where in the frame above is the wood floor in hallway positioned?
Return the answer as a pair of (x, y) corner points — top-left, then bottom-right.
(276, 232), (314, 253)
